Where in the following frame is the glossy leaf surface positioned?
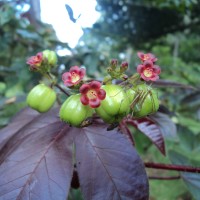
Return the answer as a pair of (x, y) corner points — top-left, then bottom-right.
(0, 108), (74, 200)
(126, 116), (166, 155)
(75, 120), (149, 200)
(0, 108), (149, 200)
(149, 112), (178, 141)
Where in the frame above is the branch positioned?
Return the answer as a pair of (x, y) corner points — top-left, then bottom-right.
(148, 175), (181, 180)
(54, 83), (70, 96)
(145, 162), (200, 173)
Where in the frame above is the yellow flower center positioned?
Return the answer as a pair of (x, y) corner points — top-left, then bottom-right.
(87, 90), (97, 100)
(144, 68), (153, 77)
(71, 72), (80, 83)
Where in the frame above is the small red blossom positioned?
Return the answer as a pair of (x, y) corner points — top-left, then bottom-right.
(111, 59), (118, 66)
(120, 61), (129, 72)
(137, 60), (161, 81)
(62, 66), (86, 87)
(26, 52), (43, 70)
(137, 52), (157, 63)
(80, 81), (106, 108)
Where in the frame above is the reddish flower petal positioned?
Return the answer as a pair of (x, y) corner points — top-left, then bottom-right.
(153, 65), (161, 74)
(79, 67), (86, 78)
(137, 64), (144, 73)
(137, 52), (158, 63)
(70, 66), (80, 74)
(111, 59), (118, 66)
(62, 72), (71, 81)
(80, 95), (89, 105)
(97, 89), (106, 100)
(150, 75), (159, 81)
(90, 81), (101, 90)
(89, 98), (101, 108)
(80, 81), (105, 108)
(62, 66), (85, 87)
(63, 81), (74, 87)
(26, 52), (43, 70)
(147, 53), (157, 62)
(36, 52), (43, 59)
(143, 60), (153, 68)
(80, 84), (90, 94)
(26, 56), (34, 65)
(137, 52), (144, 59)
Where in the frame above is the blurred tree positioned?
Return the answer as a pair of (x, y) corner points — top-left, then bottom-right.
(93, 0), (200, 47)
(0, 0), (68, 127)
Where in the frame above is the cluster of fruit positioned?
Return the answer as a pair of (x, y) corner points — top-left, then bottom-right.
(26, 50), (160, 127)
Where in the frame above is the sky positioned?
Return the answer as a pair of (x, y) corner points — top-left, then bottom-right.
(40, 0), (101, 48)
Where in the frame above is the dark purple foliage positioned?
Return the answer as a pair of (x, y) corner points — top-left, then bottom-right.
(122, 114), (166, 155)
(0, 108), (149, 200)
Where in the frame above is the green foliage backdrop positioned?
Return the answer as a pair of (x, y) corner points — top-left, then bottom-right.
(0, 0), (200, 199)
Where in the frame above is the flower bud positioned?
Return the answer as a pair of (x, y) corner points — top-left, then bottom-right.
(120, 62), (128, 72)
(43, 49), (57, 67)
(110, 59), (118, 70)
(26, 52), (43, 71)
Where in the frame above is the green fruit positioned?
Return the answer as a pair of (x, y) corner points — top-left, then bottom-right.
(126, 87), (136, 104)
(59, 94), (94, 127)
(43, 49), (57, 66)
(95, 84), (130, 123)
(128, 84), (159, 118)
(27, 84), (56, 113)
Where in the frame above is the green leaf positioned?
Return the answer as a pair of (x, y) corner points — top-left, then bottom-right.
(177, 126), (200, 153)
(178, 115), (200, 135)
(0, 5), (15, 26)
(169, 150), (200, 199)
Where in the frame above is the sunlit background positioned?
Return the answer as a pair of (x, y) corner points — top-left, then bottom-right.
(40, 0), (100, 48)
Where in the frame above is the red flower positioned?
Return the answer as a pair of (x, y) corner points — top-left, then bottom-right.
(27, 52), (43, 70)
(137, 60), (161, 81)
(137, 52), (157, 63)
(62, 66), (86, 87)
(80, 81), (106, 108)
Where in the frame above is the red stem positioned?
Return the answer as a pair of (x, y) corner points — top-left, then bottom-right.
(148, 175), (181, 180)
(119, 121), (135, 145)
(145, 162), (200, 173)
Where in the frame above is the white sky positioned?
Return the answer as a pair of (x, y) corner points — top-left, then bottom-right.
(40, 0), (100, 48)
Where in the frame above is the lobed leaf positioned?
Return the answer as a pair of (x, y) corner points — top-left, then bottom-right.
(0, 108), (74, 200)
(0, 108), (149, 200)
(75, 120), (149, 200)
(126, 116), (166, 155)
(150, 79), (195, 89)
(0, 107), (39, 150)
(149, 112), (178, 141)
(181, 90), (200, 108)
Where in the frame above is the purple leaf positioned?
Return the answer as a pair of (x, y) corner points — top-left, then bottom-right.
(0, 107), (39, 150)
(150, 79), (195, 89)
(0, 108), (74, 200)
(75, 120), (149, 200)
(149, 112), (178, 141)
(126, 116), (166, 155)
(119, 121), (135, 145)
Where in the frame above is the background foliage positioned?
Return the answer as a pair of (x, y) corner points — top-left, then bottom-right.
(0, 0), (200, 199)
